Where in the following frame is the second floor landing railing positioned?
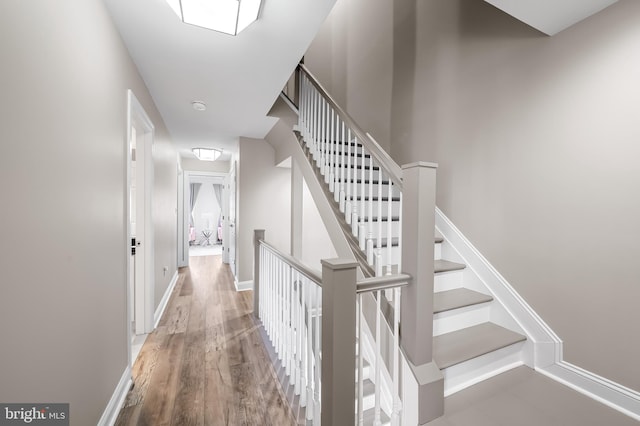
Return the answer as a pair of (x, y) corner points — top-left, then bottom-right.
(253, 230), (410, 425)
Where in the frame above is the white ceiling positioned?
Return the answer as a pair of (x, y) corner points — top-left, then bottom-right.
(485, 0), (618, 35)
(104, 0), (616, 163)
(104, 0), (336, 162)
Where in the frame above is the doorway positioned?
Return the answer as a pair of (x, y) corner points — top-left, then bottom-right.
(126, 90), (155, 366)
(181, 172), (226, 260)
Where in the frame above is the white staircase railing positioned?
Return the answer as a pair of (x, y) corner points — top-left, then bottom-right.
(272, 63), (443, 423)
(254, 230), (410, 425)
(298, 64), (403, 277)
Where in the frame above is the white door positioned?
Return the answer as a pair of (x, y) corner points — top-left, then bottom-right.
(127, 90), (155, 361)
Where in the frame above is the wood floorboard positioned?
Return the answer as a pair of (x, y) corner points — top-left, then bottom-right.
(115, 255), (296, 426)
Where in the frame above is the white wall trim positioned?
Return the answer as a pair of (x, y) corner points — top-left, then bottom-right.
(435, 207), (640, 421)
(97, 366), (131, 426)
(235, 279), (253, 292)
(538, 362), (640, 421)
(435, 207), (562, 368)
(154, 270), (179, 328)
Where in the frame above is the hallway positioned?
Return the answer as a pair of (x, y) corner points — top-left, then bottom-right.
(115, 256), (295, 425)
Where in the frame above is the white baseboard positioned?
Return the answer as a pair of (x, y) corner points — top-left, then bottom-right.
(538, 362), (640, 421)
(235, 279), (253, 292)
(154, 271), (179, 328)
(97, 366), (131, 426)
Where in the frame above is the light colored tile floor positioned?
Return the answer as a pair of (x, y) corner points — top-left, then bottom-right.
(188, 243), (223, 257)
(428, 366), (637, 425)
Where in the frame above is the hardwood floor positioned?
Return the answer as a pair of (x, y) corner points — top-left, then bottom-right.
(115, 256), (296, 426)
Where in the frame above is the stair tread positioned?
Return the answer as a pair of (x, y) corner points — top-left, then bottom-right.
(433, 322), (526, 369)
(435, 236), (444, 244)
(371, 236), (445, 249)
(434, 259), (466, 273)
(433, 288), (493, 313)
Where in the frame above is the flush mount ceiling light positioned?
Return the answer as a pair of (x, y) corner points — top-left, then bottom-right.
(192, 147), (222, 161)
(165, 0), (262, 35)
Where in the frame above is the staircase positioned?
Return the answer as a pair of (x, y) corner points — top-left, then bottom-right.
(291, 63), (529, 410)
(432, 237), (527, 395)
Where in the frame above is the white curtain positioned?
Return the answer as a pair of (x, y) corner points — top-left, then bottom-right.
(213, 184), (223, 241)
(189, 182), (202, 227)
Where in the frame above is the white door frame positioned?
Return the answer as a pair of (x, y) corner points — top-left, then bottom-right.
(225, 161), (237, 274)
(177, 162), (187, 267)
(126, 90), (155, 366)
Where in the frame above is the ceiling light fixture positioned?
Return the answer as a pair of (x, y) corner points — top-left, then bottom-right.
(192, 147), (222, 161)
(165, 0), (262, 36)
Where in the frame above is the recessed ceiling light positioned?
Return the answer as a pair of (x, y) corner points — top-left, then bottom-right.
(192, 101), (207, 111)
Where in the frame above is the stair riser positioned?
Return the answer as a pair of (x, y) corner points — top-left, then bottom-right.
(441, 341), (526, 396)
(434, 270), (465, 292)
(435, 243), (442, 260)
(433, 304), (491, 336)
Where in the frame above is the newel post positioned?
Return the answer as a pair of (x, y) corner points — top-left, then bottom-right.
(253, 229), (265, 319)
(321, 258), (358, 426)
(400, 162), (444, 424)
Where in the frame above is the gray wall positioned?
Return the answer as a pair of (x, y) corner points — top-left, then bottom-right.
(0, 0), (177, 424)
(181, 157), (231, 174)
(237, 138), (291, 283)
(306, 0), (640, 391)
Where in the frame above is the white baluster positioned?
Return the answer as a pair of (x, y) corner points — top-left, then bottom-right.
(329, 109), (335, 191)
(339, 121), (346, 210)
(377, 168), (383, 274)
(366, 234), (374, 265)
(397, 191), (403, 273)
(387, 180), (394, 275)
(306, 281), (314, 420)
(359, 224), (366, 250)
(300, 77), (306, 140)
(314, 284), (322, 426)
(360, 143), (366, 242)
(300, 276), (307, 407)
(391, 286), (402, 425)
(369, 153), (375, 268)
(375, 250), (383, 277)
(265, 250), (270, 338)
(293, 273), (300, 395)
(357, 294), (364, 425)
(345, 126), (352, 224)
(286, 266), (292, 381)
(313, 90), (320, 164)
(374, 290), (382, 426)
(352, 206), (359, 237)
